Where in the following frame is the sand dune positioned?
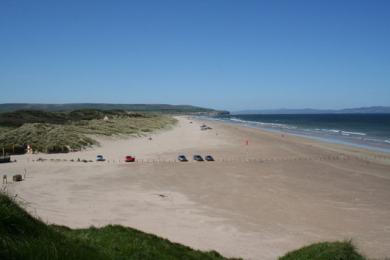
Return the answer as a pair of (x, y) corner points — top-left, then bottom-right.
(2, 116), (390, 259)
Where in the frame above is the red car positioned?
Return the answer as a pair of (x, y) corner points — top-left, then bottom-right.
(125, 155), (135, 162)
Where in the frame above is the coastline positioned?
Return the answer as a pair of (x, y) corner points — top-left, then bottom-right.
(202, 116), (390, 154)
(2, 116), (390, 259)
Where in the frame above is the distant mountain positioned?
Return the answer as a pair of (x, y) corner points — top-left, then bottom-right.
(0, 103), (229, 115)
(233, 106), (390, 115)
(337, 106), (390, 114)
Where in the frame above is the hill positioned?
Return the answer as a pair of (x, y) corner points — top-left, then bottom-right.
(0, 103), (229, 115)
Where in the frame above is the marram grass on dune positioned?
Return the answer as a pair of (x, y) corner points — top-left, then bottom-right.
(0, 109), (177, 154)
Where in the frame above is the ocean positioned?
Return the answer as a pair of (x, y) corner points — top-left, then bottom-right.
(214, 114), (390, 153)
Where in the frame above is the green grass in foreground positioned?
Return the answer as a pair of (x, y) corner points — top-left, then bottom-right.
(0, 193), (237, 260)
(0, 193), (367, 260)
(279, 241), (365, 260)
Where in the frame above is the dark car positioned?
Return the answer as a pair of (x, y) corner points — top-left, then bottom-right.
(0, 155), (11, 163)
(205, 155), (214, 161)
(193, 155), (204, 161)
(125, 155), (136, 162)
(178, 155), (188, 162)
(96, 155), (105, 162)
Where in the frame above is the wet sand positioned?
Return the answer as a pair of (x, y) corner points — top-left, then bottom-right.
(1, 116), (390, 259)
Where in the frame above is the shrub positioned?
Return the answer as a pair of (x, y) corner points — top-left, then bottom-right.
(279, 241), (365, 260)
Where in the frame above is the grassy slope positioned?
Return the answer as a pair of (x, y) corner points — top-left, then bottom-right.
(279, 241), (365, 260)
(0, 110), (177, 153)
(0, 193), (368, 260)
(0, 193), (107, 260)
(0, 193), (237, 260)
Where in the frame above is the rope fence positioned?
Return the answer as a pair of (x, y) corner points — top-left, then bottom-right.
(17, 154), (389, 165)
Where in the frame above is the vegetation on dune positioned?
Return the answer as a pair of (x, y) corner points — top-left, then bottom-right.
(0, 109), (142, 127)
(0, 103), (229, 115)
(70, 115), (176, 136)
(0, 126), (13, 133)
(0, 193), (237, 260)
(279, 241), (365, 260)
(0, 123), (98, 153)
(56, 225), (233, 260)
(0, 110), (68, 127)
(0, 109), (177, 154)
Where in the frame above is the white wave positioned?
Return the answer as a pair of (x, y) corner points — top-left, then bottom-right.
(230, 118), (251, 124)
(319, 129), (367, 136)
(321, 129), (340, 133)
(341, 131), (366, 136)
(230, 118), (295, 130)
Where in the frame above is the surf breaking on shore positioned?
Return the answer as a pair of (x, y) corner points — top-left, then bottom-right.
(211, 114), (390, 153)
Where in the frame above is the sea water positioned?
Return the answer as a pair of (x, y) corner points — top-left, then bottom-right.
(213, 114), (390, 153)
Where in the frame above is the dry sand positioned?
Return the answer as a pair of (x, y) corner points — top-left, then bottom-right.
(1, 116), (390, 259)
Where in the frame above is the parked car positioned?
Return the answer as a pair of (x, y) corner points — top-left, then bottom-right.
(125, 155), (136, 162)
(205, 155), (214, 161)
(178, 155), (188, 162)
(96, 155), (105, 162)
(193, 155), (204, 161)
(0, 155), (11, 163)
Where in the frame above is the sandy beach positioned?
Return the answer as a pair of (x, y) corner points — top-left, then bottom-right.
(1, 116), (390, 259)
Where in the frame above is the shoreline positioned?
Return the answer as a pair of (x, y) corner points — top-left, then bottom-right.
(203, 117), (390, 154)
(201, 116), (390, 154)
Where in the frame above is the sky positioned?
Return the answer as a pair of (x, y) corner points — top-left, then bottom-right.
(0, 0), (389, 111)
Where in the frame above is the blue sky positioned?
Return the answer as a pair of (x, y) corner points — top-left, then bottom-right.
(0, 0), (389, 111)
